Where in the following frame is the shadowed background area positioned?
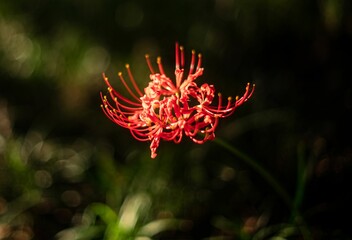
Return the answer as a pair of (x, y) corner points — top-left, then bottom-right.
(0, 0), (351, 239)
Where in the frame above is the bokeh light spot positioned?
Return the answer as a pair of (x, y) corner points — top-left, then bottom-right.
(115, 2), (144, 29)
(34, 170), (53, 188)
(220, 166), (236, 181)
(82, 46), (110, 76)
(61, 190), (81, 207)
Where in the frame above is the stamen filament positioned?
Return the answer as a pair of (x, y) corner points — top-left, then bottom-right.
(125, 64), (143, 97)
(118, 72), (142, 102)
(145, 54), (155, 74)
(189, 50), (196, 76)
(157, 57), (165, 75)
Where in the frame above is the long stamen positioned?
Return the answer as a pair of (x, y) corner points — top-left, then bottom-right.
(196, 53), (202, 70)
(175, 45), (184, 88)
(175, 42), (180, 69)
(102, 73), (141, 106)
(236, 83), (255, 106)
(125, 64), (144, 97)
(180, 46), (185, 68)
(145, 54), (155, 74)
(102, 91), (141, 113)
(157, 57), (165, 75)
(101, 97), (135, 127)
(189, 50), (196, 76)
(227, 97), (233, 109)
(217, 93), (222, 111)
(118, 72), (141, 102)
(108, 88), (141, 106)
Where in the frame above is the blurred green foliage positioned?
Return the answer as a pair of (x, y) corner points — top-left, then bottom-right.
(1, 0), (351, 239)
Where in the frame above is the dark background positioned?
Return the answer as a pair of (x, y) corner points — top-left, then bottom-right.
(1, 0), (351, 239)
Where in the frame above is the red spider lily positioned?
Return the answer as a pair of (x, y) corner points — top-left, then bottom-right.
(101, 43), (255, 158)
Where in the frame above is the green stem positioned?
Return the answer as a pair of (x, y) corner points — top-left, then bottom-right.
(213, 137), (312, 240)
(214, 137), (293, 208)
(291, 142), (307, 220)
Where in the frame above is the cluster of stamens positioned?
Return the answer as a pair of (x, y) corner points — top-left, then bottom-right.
(101, 43), (255, 158)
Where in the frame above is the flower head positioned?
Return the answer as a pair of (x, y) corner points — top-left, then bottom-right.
(101, 43), (255, 158)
